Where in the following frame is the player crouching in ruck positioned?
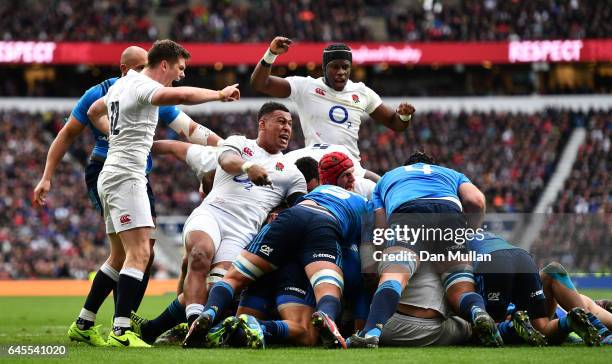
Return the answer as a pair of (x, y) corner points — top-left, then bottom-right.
(183, 153), (372, 349)
(350, 151), (503, 348)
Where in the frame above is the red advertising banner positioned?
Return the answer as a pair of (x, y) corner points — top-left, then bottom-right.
(1, 40), (611, 66)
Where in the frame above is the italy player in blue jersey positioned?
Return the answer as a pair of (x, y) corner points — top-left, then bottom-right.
(469, 233), (604, 346)
(183, 152), (371, 349)
(33, 46), (222, 347)
(350, 151), (502, 348)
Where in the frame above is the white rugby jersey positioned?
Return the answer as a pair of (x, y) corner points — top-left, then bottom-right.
(284, 143), (374, 199)
(186, 145), (218, 180)
(103, 70), (163, 176)
(204, 136), (307, 235)
(286, 76), (382, 161)
(283, 143), (366, 178)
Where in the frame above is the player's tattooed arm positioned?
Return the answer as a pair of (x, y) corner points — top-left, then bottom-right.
(249, 36), (292, 98)
(218, 150), (271, 186)
(370, 102), (416, 132)
(87, 97), (110, 135)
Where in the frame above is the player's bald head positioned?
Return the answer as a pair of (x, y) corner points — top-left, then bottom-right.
(119, 46), (147, 76)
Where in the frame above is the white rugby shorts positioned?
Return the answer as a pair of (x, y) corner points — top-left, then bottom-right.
(97, 171), (154, 234)
(182, 203), (255, 264)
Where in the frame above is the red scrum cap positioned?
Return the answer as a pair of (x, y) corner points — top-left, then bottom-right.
(318, 152), (354, 185)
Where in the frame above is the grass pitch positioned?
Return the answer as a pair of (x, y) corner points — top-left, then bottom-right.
(0, 290), (611, 363)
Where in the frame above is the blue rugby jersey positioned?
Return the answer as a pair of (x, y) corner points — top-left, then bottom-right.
(372, 163), (471, 216)
(468, 232), (523, 255)
(70, 77), (181, 173)
(301, 185), (371, 246)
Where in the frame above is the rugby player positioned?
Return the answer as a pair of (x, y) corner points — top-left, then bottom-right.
(85, 39), (240, 347)
(250, 37), (415, 168)
(206, 153), (369, 348)
(133, 102), (307, 346)
(350, 151), (502, 348)
(184, 174), (372, 349)
(33, 46), (221, 347)
(468, 233), (604, 346)
(285, 143), (376, 198)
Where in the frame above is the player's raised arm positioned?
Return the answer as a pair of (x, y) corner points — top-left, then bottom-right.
(33, 116), (86, 206)
(86, 97), (110, 136)
(151, 84), (240, 106)
(370, 101), (416, 133)
(218, 150), (270, 186)
(249, 36), (293, 98)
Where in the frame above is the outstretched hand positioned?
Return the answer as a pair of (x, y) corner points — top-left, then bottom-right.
(219, 84), (240, 102)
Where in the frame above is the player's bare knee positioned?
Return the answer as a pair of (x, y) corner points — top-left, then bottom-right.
(187, 246), (213, 273)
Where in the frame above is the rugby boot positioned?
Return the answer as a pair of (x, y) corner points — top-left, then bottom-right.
(311, 311), (347, 349)
(472, 310), (504, 347)
(567, 308), (601, 347)
(107, 330), (151, 348)
(511, 311), (547, 346)
(182, 313), (213, 348)
(205, 316), (240, 348)
(155, 323), (189, 345)
(68, 322), (108, 347)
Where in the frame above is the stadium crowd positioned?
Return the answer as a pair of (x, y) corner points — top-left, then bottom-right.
(2, 108), (608, 279)
(2, 0), (610, 42)
(531, 113), (611, 272)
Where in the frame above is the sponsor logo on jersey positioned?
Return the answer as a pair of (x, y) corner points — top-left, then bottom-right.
(119, 214), (132, 225)
(259, 245), (274, 256)
(275, 162), (284, 171)
(315, 88), (326, 96)
(233, 176), (254, 190)
(243, 147), (254, 157)
(352, 94), (360, 103)
(487, 292), (500, 301)
(530, 289), (544, 298)
(313, 253), (336, 260)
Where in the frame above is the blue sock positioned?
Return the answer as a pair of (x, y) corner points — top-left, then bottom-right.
(259, 320), (290, 343)
(142, 298), (185, 342)
(497, 320), (522, 344)
(587, 312), (610, 336)
(558, 315), (570, 334)
(362, 280), (402, 338)
(202, 282), (234, 324)
(458, 292), (487, 323)
(316, 295), (342, 321)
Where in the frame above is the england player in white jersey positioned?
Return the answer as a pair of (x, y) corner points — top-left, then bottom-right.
(285, 143), (376, 199)
(86, 39), (240, 348)
(250, 36), (416, 164)
(180, 102), (307, 330)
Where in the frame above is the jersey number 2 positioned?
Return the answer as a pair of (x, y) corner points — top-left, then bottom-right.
(109, 101), (120, 135)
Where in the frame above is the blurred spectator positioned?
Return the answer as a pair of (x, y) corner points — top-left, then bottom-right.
(1, 108), (608, 278)
(0, 0), (158, 42)
(531, 114), (610, 272)
(3, 1), (608, 43)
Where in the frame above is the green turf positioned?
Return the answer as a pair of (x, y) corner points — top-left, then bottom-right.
(0, 291), (611, 363)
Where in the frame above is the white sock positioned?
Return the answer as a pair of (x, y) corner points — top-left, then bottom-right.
(185, 304), (204, 319)
(78, 308), (96, 323)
